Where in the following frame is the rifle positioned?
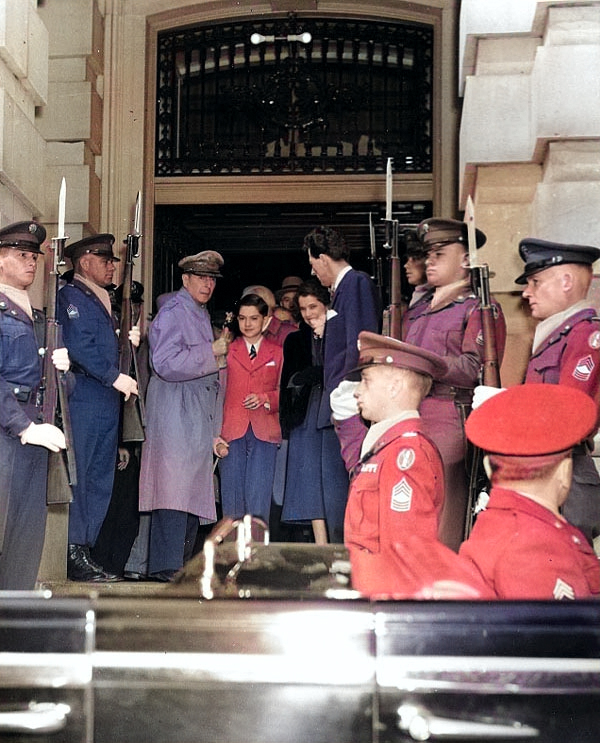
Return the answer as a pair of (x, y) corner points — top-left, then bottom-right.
(381, 158), (403, 340)
(42, 177), (77, 504)
(464, 195), (501, 537)
(119, 190), (145, 443)
(369, 212), (384, 309)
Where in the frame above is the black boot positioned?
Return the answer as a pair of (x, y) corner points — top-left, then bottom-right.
(67, 544), (123, 582)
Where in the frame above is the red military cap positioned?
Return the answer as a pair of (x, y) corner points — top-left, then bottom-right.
(348, 331), (448, 380)
(466, 384), (597, 455)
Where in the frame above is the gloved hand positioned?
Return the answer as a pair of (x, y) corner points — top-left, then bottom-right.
(20, 422), (66, 452)
(472, 385), (505, 410)
(330, 380), (359, 420)
(113, 373), (138, 401)
(128, 326), (141, 348)
(51, 347), (70, 372)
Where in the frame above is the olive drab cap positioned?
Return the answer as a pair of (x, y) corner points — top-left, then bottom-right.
(346, 331), (448, 381)
(178, 250), (224, 277)
(515, 237), (600, 284)
(417, 217), (486, 251)
(466, 384), (597, 456)
(64, 234), (120, 262)
(0, 221), (46, 254)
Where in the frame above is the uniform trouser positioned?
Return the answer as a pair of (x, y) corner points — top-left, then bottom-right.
(148, 509), (199, 575)
(0, 431), (48, 590)
(219, 426), (278, 524)
(68, 393), (119, 547)
(562, 453), (600, 546)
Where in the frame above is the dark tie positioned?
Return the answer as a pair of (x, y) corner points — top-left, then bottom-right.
(249, 344), (257, 360)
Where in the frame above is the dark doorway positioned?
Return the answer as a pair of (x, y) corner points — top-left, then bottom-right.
(153, 201), (431, 315)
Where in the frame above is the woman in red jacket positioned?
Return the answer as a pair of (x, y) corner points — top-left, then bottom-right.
(215, 293), (283, 523)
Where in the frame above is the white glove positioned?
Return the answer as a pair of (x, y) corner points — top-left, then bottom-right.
(330, 380), (360, 420)
(472, 385), (505, 410)
(51, 347), (70, 372)
(20, 422), (66, 452)
(128, 325), (141, 348)
(112, 373), (138, 401)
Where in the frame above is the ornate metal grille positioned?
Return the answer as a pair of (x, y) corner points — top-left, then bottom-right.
(156, 16), (433, 176)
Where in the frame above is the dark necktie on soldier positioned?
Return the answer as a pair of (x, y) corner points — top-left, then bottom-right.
(249, 344), (257, 360)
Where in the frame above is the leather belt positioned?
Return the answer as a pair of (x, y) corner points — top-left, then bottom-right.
(429, 383), (472, 404)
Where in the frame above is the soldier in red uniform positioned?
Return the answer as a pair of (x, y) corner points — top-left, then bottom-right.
(344, 332), (448, 594)
(403, 218), (507, 551)
(460, 384), (600, 600)
(519, 238), (600, 545)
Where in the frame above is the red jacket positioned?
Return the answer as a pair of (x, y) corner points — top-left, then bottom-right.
(221, 337), (283, 444)
(459, 487), (600, 599)
(345, 417), (444, 555)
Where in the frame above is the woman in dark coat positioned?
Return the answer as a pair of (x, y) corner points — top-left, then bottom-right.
(280, 279), (349, 543)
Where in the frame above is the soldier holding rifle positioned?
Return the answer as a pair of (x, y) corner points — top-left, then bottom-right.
(403, 217), (506, 551)
(475, 237), (600, 546)
(58, 234), (140, 582)
(0, 221), (70, 589)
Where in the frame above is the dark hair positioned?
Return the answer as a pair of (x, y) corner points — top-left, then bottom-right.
(237, 292), (268, 317)
(303, 226), (350, 262)
(296, 277), (330, 306)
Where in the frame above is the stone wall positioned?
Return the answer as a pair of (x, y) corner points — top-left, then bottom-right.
(459, 0), (600, 384)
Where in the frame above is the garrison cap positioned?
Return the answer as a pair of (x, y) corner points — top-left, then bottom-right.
(0, 221), (46, 254)
(515, 237), (600, 284)
(417, 217), (486, 251)
(466, 384), (597, 456)
(65, 234), (119, 262)
(346, 331), (448, 381)
(178, 250), (223, 277)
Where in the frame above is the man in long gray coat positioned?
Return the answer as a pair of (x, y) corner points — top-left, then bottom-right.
(139, 250), (230, 581)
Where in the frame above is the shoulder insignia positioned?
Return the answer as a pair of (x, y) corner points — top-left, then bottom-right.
(66, 303), (80, 319)
(553, 578), (575, 600)
(390, 478), (412, 512)
(396, 448), (415, 471)
(573, 355), (595, 382)
(588, 330), (600, 350)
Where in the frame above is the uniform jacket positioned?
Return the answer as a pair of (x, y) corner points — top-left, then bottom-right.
(139, 287), (222, 519)
(221, 335), (283, 444)
(404, 282), (506, 398)
(318, 268), (380, 428)
(57, 278), (120, 397)
(344, 417), (444, 556)
(0, 294), (44, 436)
(459, 487), (600, 599)
(524, 307), (600, 419)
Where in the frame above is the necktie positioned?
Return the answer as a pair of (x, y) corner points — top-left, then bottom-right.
(249, 344), (257, 360)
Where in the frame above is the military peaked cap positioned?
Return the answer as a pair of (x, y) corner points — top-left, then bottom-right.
(0, 221), (46, 254)
(515, 237), (600, 284)
(65, 234), (119, 262)
(417, 217), (486, 251)
(178, 250), (224, 277)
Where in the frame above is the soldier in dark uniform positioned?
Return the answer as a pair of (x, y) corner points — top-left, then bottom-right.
(58, 234), (139, 582)
(0, 221), (70, 589)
